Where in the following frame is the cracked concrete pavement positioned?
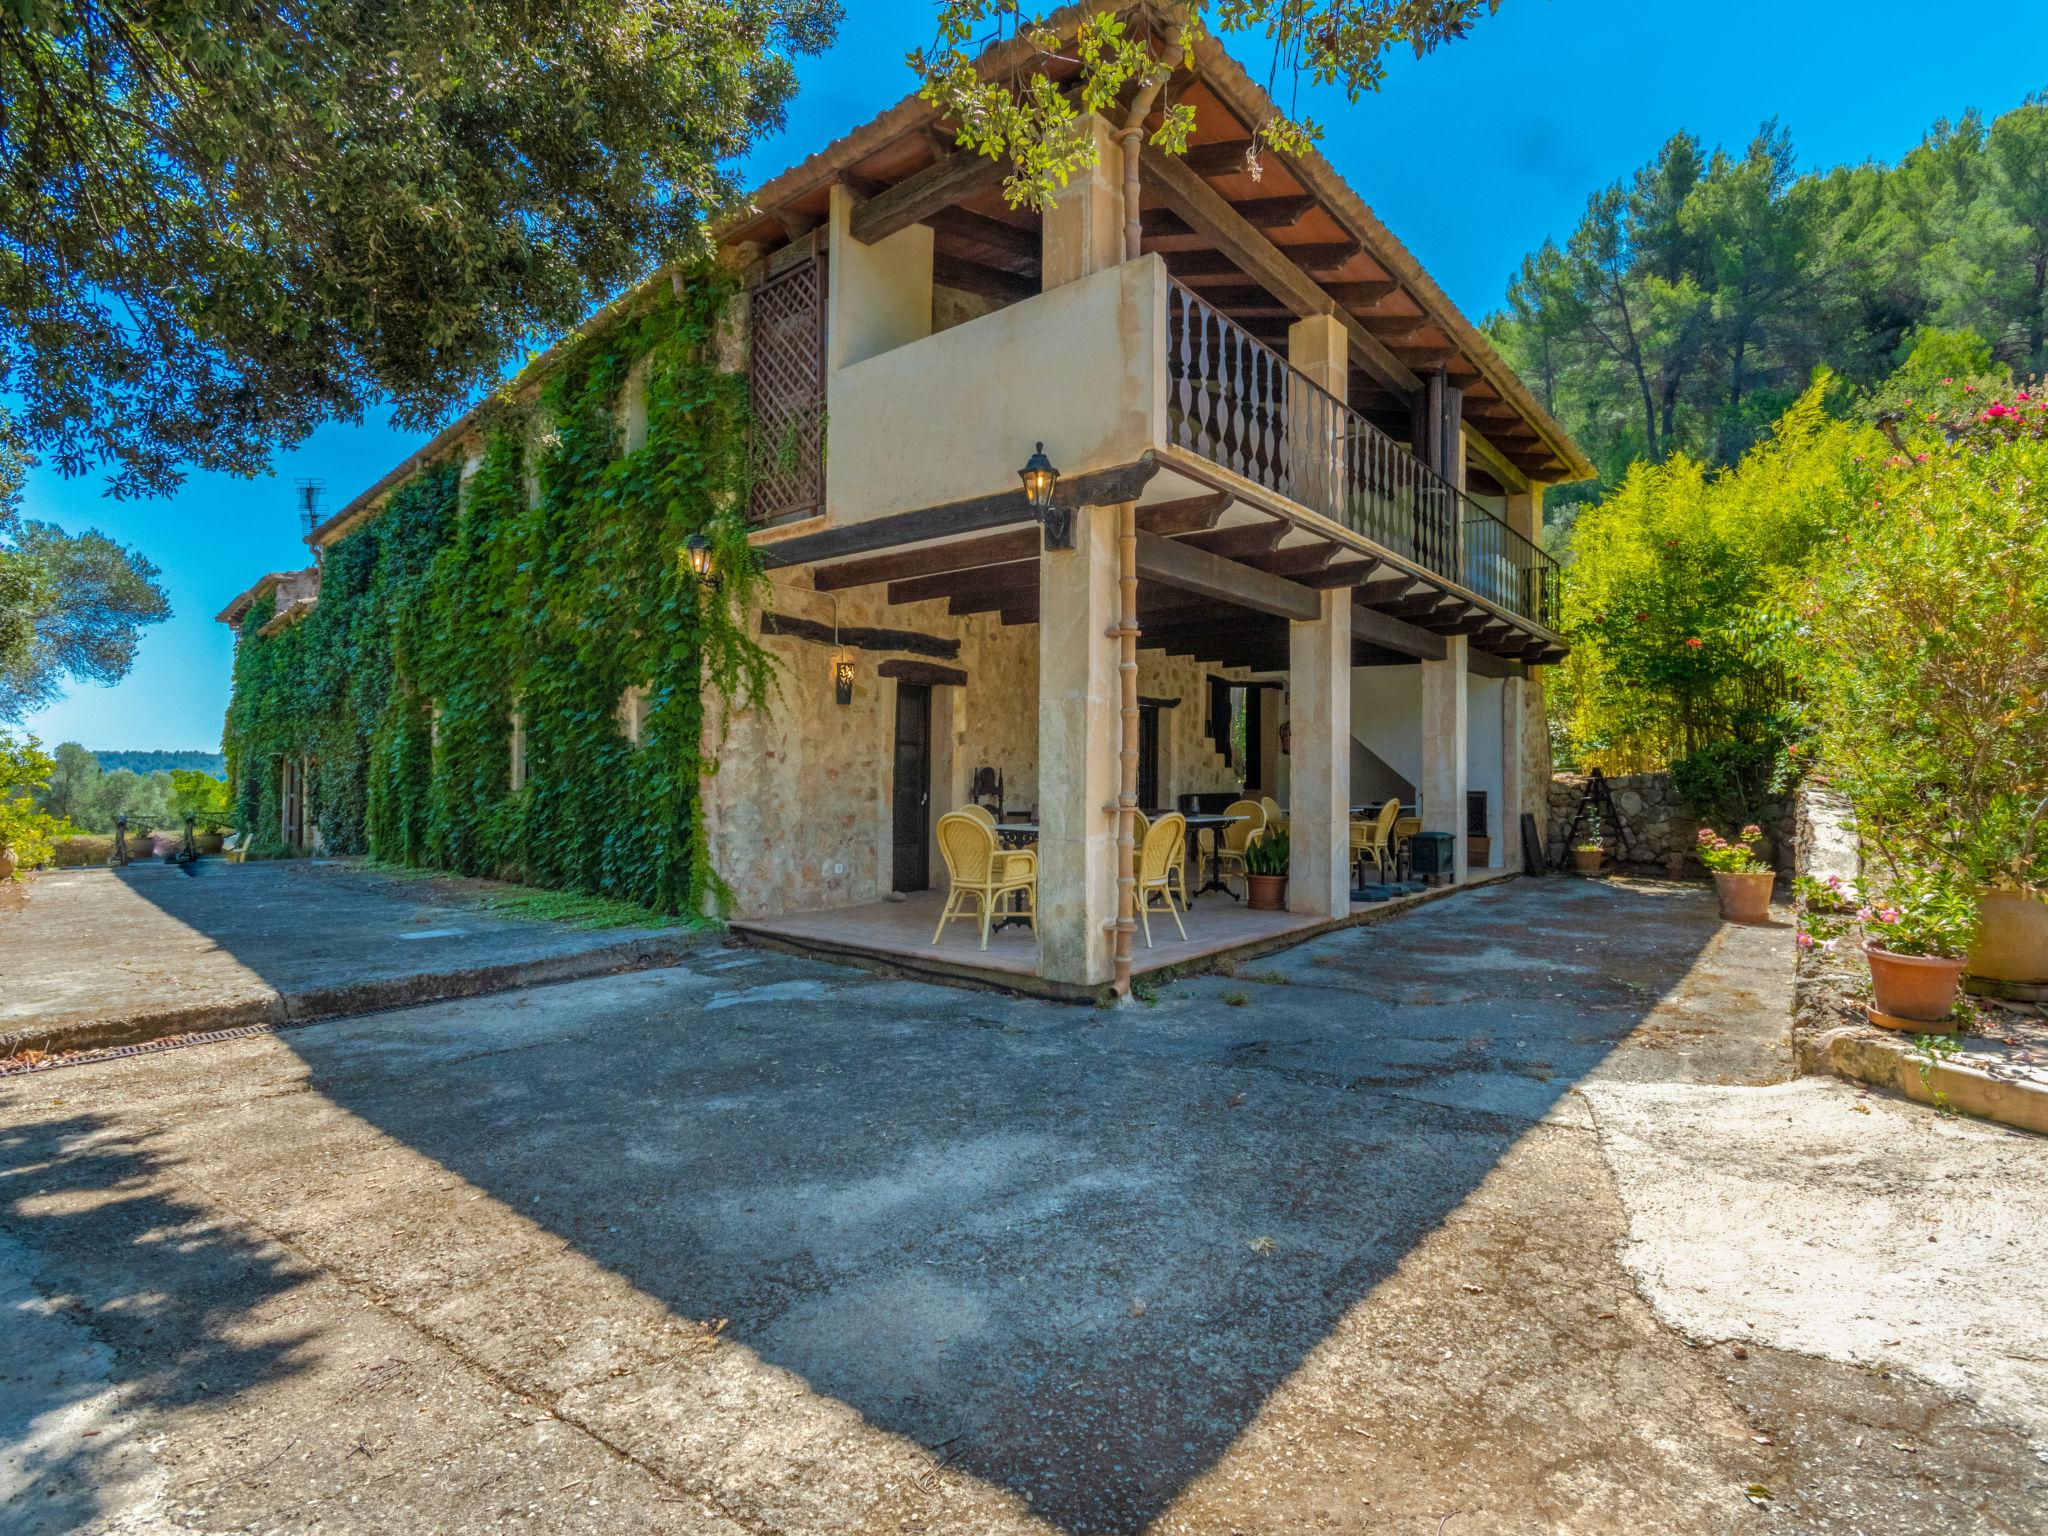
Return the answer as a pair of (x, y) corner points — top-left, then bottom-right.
(2, 876), (2043, 1533)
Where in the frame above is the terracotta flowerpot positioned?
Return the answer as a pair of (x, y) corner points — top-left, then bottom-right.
(1967, 888), (2048, 990)
(1865, 943), (1967, 1024)
(1246, 873), (1288, 911)
(1713, 870), (1774, 924)
(1571, 847), (1603, 876)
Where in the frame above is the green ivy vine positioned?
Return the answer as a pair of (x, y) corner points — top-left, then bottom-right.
(224, 266), (773, 915)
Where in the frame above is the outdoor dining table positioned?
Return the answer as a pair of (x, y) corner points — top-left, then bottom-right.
(1174, 811), (1248, 900)
(992, 821), (1038, 931)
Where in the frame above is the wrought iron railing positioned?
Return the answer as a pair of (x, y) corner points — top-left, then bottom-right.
(1164, 280), (1559, 630)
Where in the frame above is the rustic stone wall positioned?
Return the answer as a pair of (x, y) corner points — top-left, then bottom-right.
(700, 575), (1251, 920)
(700, 575), (1041, 919)
(1545, 769), (1797, 874)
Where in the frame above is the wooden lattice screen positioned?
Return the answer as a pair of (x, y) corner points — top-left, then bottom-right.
(748, 255), (827, 526)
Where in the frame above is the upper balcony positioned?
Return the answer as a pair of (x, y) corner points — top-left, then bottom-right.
(761, 244), (1562, 665)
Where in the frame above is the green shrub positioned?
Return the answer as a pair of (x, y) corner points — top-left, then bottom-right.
(1793, 384), (2048, 887)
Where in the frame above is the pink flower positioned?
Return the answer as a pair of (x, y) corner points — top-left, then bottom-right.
(1877, 907), (1902, 924)
(1963, 382), (1976, 393)
(1821, 938), (1838, 955)
(1797, 932), (1814, 950)
(1856, 907), (1874, 922)
(1696, 828), (1715, 844)
(1740, 823), (1762, 840)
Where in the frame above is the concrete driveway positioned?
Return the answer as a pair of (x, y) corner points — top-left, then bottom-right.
(2, 878), (2043, 1534)
(1, 860), (687, 1057)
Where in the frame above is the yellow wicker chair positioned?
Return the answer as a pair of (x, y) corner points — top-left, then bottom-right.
(1137, 813), (1189, 946)
(1259, 795), (1288, 836)
(933, 812), (1037, 950)
(1352, 800), (1402, 884)
(1215, 799), (1265, 893)
(1391, 815), (1422, 881)
(959, 803), (996, 829)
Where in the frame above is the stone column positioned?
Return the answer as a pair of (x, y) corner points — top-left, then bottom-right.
(1421, 635), (1470, 883)
(1287, 313), (1347, 511)
(1037, 503), (1121, 986)
(1288, 587), (1353, 917)
(1500, 675), (1528, 872)
(1042, 114), (1125, 291)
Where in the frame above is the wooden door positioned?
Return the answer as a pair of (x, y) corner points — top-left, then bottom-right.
(891, 684), (932, 892)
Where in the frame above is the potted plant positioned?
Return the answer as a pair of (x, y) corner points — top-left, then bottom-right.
(1571, 809), (1605, 876)
(1243, 827), (1290, 911)
(1958, 794), (2047, 999)
(1861, 869), (1980, 1026)
(1697, 824), (1774, 923)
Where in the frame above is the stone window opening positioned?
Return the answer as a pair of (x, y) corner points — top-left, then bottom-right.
(617, 685), (650, 748)
(618, 357), (652, 455)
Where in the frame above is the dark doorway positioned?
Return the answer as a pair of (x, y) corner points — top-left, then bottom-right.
(1138, 705), (1161, 811)
(891, 683), (932, 892)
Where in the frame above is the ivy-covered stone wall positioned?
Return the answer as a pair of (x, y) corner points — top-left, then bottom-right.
(222, 271), (771, 916)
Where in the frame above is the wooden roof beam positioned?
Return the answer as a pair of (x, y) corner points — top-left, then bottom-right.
(1134, 531), (1319, 622)
(850, 147), (1011, 246)
(1143, 145), (1419, 401)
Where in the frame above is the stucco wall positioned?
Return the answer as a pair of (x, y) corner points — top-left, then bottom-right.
(1352, 665), (1424, 789)
(1136, 651), (1249, 802)
(826, 255), (1169, 527)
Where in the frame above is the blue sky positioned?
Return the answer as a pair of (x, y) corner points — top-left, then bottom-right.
(17, 0), (2046, 753)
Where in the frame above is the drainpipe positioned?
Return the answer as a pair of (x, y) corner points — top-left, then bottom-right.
(1106, 14), (1183, 998)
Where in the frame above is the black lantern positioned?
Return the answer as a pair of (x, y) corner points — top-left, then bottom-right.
(683, 532), (719, 590)
(832, 646), (856, 706)
(1019, 442), (1071, 550)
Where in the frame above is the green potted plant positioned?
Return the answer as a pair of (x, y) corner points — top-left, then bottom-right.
(1956, 794), (2047, 1000)
(1697, 823), (1773, 923)
(1571, 808), (1605, 876)
(1860, 868), (1980, 1026)
(1243, 826), (1289, 911)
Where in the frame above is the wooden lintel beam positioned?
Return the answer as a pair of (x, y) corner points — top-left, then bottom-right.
(1143, 146), (1419, 400)
(877, 658), (968, 688)
(813, 527), (1042, 591)
(760, 611), (960, 660)
(1156, 244), (1362, 282)
(850, 149), (1010, 246)
(1134, 530), (1319, 622)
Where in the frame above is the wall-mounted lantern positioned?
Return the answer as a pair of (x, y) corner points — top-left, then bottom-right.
(682, 532), (720, 591)
(832, 645), (857, 707)
(1019, 442), (1070, 550)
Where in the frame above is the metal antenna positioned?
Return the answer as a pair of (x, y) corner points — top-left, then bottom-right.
(295, 479), (325, 539)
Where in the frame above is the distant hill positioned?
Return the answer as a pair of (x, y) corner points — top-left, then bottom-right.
(89, 750), (225, 777)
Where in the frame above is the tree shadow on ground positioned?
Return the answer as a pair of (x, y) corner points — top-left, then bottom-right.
(0, 1111), (317, 1536)
(250, 878), (1724, 1531)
